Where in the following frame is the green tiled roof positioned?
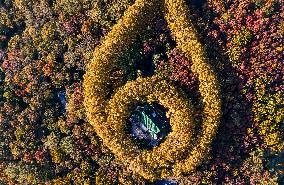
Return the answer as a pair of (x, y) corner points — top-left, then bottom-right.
(141, 111), (160, 139)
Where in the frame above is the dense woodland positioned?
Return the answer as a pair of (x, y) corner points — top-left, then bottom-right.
(0, 0), (283, 184)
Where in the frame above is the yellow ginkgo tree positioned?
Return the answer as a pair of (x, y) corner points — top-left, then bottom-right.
(83, 0), (221, 180)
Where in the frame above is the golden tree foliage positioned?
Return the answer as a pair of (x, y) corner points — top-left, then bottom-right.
(106, 77), (194, 179)
(253, 78), (284, 152)
(164, 0), (221, 176)
(83, 0), (221, 180)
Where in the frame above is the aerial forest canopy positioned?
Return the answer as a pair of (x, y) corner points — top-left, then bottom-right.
(0, 0), (283, 184)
